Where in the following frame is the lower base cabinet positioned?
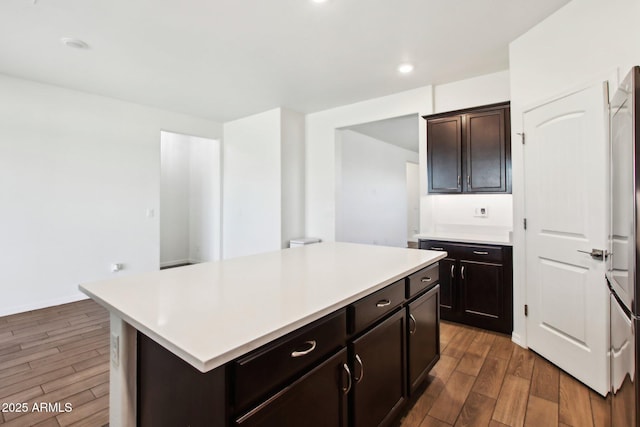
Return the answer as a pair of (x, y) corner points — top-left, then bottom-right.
(351, 309), (406, 427)
(138, 262), (442, 427)
(407, 284), (440, 394)
(419, 240), (513, 334)
(235, 349), (349, 427)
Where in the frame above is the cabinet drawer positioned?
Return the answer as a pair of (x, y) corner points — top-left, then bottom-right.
(234, 309), (346, 412)
(459, 245), (503, 263)
(407, 263), (439, 299)
(419, 241), (452, 253)
(350, 279), (405, 334)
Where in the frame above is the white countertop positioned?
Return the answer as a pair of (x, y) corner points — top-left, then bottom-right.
(80, 242), (445, 372)
(415, 226), (513, 246)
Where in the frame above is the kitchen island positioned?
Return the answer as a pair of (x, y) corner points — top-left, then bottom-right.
(80, 242), (446, 427)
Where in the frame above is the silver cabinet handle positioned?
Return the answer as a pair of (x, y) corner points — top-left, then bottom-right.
(421, 277), (432, 283)
(457, 175), (461, 186)
(450, 265), (455, 279)
(354, 354), (364, 382)
(409, 314), (417, 335)
(461, 266), (465, 280)
(376, 299), (391, 307)
(467, 175), (471, 186)
(290, 340), (316, 357)
(341, 363), (352, 394)
(473, 251), (489, 255)
(430, 247), (444, 251)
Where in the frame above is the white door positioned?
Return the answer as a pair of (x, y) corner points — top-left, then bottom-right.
(524, 83), (609, 395)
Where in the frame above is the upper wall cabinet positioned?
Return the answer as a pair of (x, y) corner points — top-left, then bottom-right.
(424, 102), (511, 194)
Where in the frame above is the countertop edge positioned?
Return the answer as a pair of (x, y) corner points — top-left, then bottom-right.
(416, 235), (513, 247)
(80, 251), (446, 373)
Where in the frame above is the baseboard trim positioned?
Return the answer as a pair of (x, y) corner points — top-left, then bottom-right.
(160, 259), (191, 268)
(0, 293), (90, 317)
(511, 332), (526, 349)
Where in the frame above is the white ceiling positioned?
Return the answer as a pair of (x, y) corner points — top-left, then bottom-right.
(0, 0), (570, 122)
(344, 114), (419, 152)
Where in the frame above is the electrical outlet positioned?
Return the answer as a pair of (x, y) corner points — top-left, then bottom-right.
(474, 207), (488, 218)
(110, 333), (120, 367)
(111, 263), (123, 273)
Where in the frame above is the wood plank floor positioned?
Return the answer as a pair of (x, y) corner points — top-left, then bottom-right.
(0, 300), (609, 427)
(0, 300), (110, 427)
(399, 321), (611, 427)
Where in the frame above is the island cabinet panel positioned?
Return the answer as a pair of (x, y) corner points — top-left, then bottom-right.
(407, 284), (440, 395)
(349, 278), (405, 334)
(406, 262), (439, 299)
(235, 349), (349, 427)
(437, 258), (456, 318)
(138, 333), (227, 427)
(350, 309), (407, 427)
(419, 239), (513, 334)
(137, 259), (444, 427)
(233, 309), (346, 413)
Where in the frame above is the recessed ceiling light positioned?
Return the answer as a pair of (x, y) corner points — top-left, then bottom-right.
(398, 63), (414, 74)
(60, 37), (89, 49)
(311, 0), (328, 3)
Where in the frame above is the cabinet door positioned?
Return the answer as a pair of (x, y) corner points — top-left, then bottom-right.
(460, 260), (503, 328)
(351, 310), (406, 427)
(235, 349), (349, 427)
(427, 116), (462, 193)
(464, 109), (507, 193)
(438, 258), (456, 320)
(408, 285), (440, 395)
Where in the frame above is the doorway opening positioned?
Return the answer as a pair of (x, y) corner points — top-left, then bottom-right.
(160, 131), (221, 268)
(335, 114), (420, 248)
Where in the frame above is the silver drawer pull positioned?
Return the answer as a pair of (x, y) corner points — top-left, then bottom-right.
(421, 277), (432, 283)
(430, 247), (444, 251)
(451, 265), (455, 278)
(461, 266), (465, 280)
(354, 354), (364, 382)
(376, 299), (391, 307)
(473, 251), (489, 255)
(290, 340), (317, 357)
(409, 314), (417, 335)
(341, 363), (352, 394)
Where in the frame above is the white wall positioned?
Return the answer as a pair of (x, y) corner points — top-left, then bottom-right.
(406, 162), (420, 241)
(434, 70), (510, 113)
(223, 109), (282, 258)
(509, 0), (640, 345)
(305, 72), (512, 244)
(306, 86), (434, 242)
(280, 109), (306, 248)
(189, 135), (222, 263)
(0, 74), (222, 316)
(336, 130), (418, 247)
(160, 132), (191, 265)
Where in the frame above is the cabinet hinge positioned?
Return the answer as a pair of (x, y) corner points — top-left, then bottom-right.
(523, 218), (527, 230)
(524, 305), (528, 316)
(517, 132), (525, 144)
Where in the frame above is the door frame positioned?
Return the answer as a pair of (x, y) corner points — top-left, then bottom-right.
(512, 69), (618, 349)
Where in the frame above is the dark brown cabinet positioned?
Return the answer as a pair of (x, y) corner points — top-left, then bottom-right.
(420, 240), (513, 334)
(407, 284), (440, 394)
(350, 309), (406, 427)
(235, 349), (349, 427)
(425, 102), (511, 194)
(138, 262), (443, 427)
